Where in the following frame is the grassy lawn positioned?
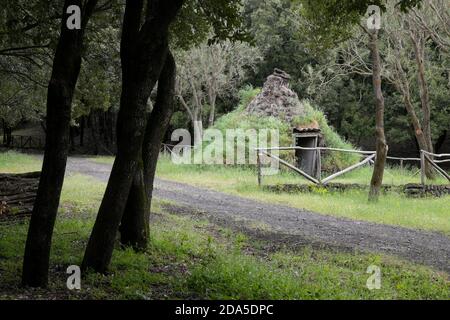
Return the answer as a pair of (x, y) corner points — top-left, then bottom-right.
(2, 151), (448, 234)
(0, 151), (42, 173)
(0, 169), (448, 299)
(135, 155), (450, 235)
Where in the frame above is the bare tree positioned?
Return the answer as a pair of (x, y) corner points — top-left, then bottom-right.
(175, 40), (260, 144)
(305, 1), (448, 180)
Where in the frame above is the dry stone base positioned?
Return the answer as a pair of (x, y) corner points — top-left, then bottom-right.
(264, 183), (450, 198)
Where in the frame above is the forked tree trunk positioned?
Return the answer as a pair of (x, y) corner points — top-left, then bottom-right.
(22, 0), (98, 288)
(120, 52), (176, 250)
(82, 0), (182, 274)
(368, 30), (388, 202)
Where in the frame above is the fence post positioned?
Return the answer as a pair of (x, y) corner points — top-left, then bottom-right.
(257, 152), (262, 187)
(420, 150), (426, 185)
(400, 159), (404, 171)
(316, 149), (322, 183)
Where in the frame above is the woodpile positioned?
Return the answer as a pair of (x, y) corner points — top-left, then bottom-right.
(0, 172), (40, 219)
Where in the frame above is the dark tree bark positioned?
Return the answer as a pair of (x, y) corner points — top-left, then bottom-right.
(411, 32), (433, 154)
(82, 0), (182, 274)
(120, 52), (176, 250)
(368, 30), (388, 202)
(2, 119), (12, 146)
(392, 59), (434, 179)
(2, 119), (5, 145)
(69, 126), (76, 151)
(22, 0), (98, 288)
(79, 116), (85, 147)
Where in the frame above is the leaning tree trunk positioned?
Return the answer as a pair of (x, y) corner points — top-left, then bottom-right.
(21, 0), (98, 288)
(368, 30), (388, 202)
(411, 33), (435, 179)
(82, 0), (182, 274)
(394, 73), (434, 179)
(412, 35), (433, 154)
(120, 52), (176, 250)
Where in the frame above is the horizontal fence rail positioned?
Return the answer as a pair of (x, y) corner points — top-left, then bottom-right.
(420, 150), (450, 184)
(257, 146), (450, 186)
(3, 135), (44, 150)
(256, 147), (377, 186)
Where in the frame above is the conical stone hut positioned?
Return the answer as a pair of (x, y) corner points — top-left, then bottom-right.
(246, 69), (322, 176)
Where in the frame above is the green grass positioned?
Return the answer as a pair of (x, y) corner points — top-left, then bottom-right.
(0, 174), (448, 299)
(3, 150), (449, 233)
(0, 151), (449, 299)
(90, 154), (450, 234)
(0, 151), (42, 173)
(143, 155), (449, 235)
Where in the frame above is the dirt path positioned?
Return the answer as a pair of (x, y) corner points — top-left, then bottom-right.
(66, 157), (450, 273)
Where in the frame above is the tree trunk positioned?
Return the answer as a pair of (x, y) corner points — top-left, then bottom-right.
(69, 126), (76, 151)
(22, 0), (98, 288)
(208, 89), (217, 128)
(1, 120), (12, 147)
(368, 30), (388, 202)
(396, 80), (434, 179)
(412, 35), (433, 153)
(120, 52), (176, 250)
(82, 0), (182, 274)
(89, 112), (100, 155)
(80, 116), (85, 147)
(6, 127), (12, 147)
(119, 153), (147, 249)
(2, 119), (6, 145)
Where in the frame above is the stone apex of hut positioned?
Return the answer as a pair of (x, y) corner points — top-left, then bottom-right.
(245, 68), (306, 124)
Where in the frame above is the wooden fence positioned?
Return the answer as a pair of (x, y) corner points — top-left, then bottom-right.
(256, 146), (450, 186)
(256, 147), (376, 186)
(4, 135), (44, 150)
(420, 150), (450, 184)
(160, 143), (193, 156)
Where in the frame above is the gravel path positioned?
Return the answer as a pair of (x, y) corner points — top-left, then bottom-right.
(66, 157), (450, 273)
